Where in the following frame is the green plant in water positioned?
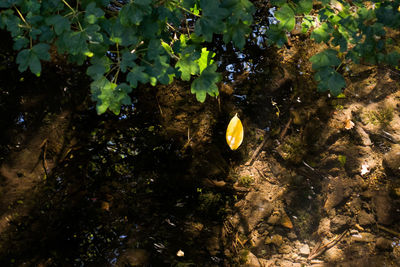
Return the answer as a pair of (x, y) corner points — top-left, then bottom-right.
(267, 0), (400, 96)
(365, 106), (394, 127)
(338, 154), (346, 167)
(0, 0), (255, 115)
(238, 249), (250, 265)
(1, 0), (399, 115)
(280, 135), (306, 164)
(238, 175), (254, 187)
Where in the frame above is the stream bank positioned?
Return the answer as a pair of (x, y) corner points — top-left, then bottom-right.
(0, 20), (400, 267)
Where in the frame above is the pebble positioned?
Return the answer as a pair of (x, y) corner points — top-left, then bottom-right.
(376, 237), (393, 251)
(116, 248), (150, 267)
(279, 245), (292, 254)
(324, 247), (344, 262)
(299, 244), (310, 256)
(373, 193), (393, 225)
(351, 232), (375, 242)
(265, 234), (283, 247)
(245, 252), (261, 267)
(330, 215), (349, 233)
(288, 232), (297, 240)
(357, 210), (375, 226)
(382, 144), (400, 176)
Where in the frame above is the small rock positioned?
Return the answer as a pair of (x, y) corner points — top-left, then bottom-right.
(373, 192), (393, 225)
(265, 234), (283, 247)
(324, 247), (344, 262)
(355, 125), (372, 146)
(245, 252), (261, 267)
(351, 232), (375, 242)
(357, 210), (375, 226)
(279, 244), (292, 254)
(317, 218), (331, 236)
(278, 260), (301, 267)
(393, 245), (400, 259)
(376, 237), (393, 251)
(299, 244), (310, 256)
(288, 232), (297, 240)
(116, 249), (150, 267)
(382, 144), (400, 176)
(330, 215), (349, 233)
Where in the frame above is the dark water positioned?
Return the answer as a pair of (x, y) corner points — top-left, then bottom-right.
(0, 10), (310, 264)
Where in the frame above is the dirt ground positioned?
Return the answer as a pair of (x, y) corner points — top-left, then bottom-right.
(222, 39), (400, 266)
(1, 29), (400, 267)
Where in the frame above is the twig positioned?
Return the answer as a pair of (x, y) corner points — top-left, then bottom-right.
(245, 134), (267, 166)
(380, 130), (399, 144)
(302, 161), (329, 179)
(40, 139), (49, 178)
(254, 166), (277, 184)
(378, 224), (400, 238)
(279, 117), (292, 140)
(156, 96), (164, 117)
(308, 229), (348, 260)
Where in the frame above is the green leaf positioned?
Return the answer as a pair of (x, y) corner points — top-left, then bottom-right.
(85, 24), (104, 44)
(384, 51), (400, 67)
(16, 49), (30, 72)
(3, 11), (23, 37)
(58, 31), (88, 56)
(127, 66), (149, 88)
(85, 2), (104, 24)
(222, 0), (255, 25)
(314, 66), (346, 96)
(119, 0), (152, 26)
(146, 39), (166, 61)
(266, 24), (288, 48)
(195, 0), (229, 41)
(120, 50), (137, 73)
(147, 55), (175, 85)
(175, 46), (215, 81)
(309, 49), (341, 70)
(376, 3), (400, 28)
(190, 64), (221, 102)
(197, 47), (215, 73)
(275, 4), (295, 31)
(16, 45), (49, 76)
(87, 56), (111, 80)
(331, 30), (348, 52)
(175, 53), (200, 81)
(221, 0), (255, 49)
(301, 15), (314, 34)
(13, 36), (29, 50)
(90, 77), (131, 115)
(311, 23), (332, 43)
(270, 0), (286, 5)
(296, 0), (313, 15)
(45, 15), (70, 35)
(223, 21), (250, 49)
(139, 16), (160, 39)
(32, 43), (50, 61)
(105, 18), (139, 46)
(29, 54), (41, 76)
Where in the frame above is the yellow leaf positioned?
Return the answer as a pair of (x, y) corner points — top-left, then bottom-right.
(226, 113), (244, 150)
(280, 212), (293, 229)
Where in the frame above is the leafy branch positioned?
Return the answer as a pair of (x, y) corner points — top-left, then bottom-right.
(267, 0), (400, 96)
(1, 0), (255, 115)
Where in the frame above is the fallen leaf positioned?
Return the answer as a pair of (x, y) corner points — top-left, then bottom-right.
(361, 162), (370, 176)
(226, 113), (244, 150)
(280, 211), (293, 229)
(344, 118), (355, 130)
(101, 201), (110, 211)
(177, 250), (184, 257)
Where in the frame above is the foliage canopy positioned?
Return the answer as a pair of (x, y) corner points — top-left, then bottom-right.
(1, 0), (400, 114)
